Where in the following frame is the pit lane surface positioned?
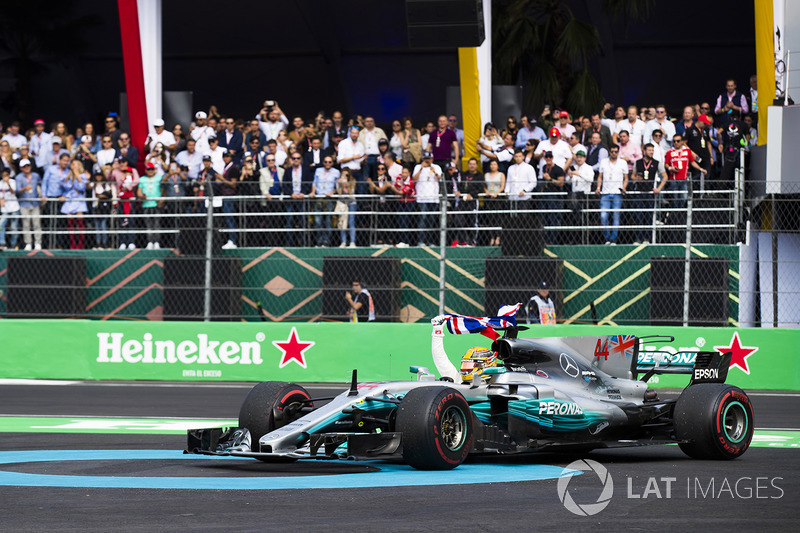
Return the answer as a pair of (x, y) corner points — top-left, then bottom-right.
(0, 381), (797, 532)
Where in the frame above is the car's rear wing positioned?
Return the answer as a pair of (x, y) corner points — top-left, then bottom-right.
(633, 335), (732, 384)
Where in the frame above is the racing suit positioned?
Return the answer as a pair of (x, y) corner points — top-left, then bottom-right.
(430, 316), (460, 382)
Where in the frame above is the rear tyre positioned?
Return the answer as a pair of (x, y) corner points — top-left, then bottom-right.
(396, 386), (473, 470)
(238, 381), (312, 460)
(674, 383), (754, 460)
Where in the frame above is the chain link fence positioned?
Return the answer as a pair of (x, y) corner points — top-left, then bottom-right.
(0, 174), (797, 327)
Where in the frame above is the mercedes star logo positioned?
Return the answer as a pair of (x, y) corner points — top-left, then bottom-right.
(559, 353), (580, 378)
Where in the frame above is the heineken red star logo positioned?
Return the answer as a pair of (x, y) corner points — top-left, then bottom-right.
(272, 327), (314, 369)
(714, 332), (758, 375)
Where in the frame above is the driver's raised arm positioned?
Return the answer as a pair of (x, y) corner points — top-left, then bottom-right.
(431, 316), (459, 382)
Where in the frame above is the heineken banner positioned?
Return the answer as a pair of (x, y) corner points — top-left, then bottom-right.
(0, 320), (797, 390)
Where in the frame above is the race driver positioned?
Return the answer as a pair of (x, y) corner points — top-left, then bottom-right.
(430, 316), (498, 383)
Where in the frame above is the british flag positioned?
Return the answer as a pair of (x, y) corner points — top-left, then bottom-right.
(444, 304), (522, 341)
(608, 334), (637, 359)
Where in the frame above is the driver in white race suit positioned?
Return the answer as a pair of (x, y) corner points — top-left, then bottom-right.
(430, 315), (497, 383)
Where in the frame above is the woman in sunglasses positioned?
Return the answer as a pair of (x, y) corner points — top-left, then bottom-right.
(502, 116), (518, 141)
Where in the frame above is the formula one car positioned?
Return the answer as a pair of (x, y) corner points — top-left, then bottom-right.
(186, 320), (754, 470)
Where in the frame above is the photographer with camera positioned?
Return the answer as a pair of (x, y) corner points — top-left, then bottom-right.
(256, 100), (288, 141)
(145, 142), (170, 174)
(74, 135), (97, 173)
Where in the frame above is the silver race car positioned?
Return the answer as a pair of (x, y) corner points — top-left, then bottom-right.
(186, 318), (754, 470)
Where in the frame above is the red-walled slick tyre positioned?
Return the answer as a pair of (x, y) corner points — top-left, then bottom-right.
(396, 386), (474, 470)
(674, 383), (754, 460)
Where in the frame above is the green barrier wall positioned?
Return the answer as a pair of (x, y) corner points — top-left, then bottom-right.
(0, 320), (796, 390)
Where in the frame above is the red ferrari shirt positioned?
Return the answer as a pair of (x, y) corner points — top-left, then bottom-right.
(664, 146), (694, 181)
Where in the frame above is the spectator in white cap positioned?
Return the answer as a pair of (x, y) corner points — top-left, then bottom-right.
(191, 110), (215, 153)
(145, 118), (176, 153)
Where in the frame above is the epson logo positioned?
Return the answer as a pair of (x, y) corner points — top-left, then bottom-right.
(96, 333), (264, 365)
(538, 401), (584, 416)
(694, 368), (719, 380)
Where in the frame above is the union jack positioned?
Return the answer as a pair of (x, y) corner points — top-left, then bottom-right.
(608, 334), (637, 359)
(444, 303), (522, 341)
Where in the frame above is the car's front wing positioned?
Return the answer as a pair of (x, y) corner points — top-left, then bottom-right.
(185, 426), (403, 461)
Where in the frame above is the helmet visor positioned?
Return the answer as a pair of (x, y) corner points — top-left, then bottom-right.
(461, 360), (478, 374)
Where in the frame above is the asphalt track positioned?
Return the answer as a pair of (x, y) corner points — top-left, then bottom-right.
(0, 381), (798, 532)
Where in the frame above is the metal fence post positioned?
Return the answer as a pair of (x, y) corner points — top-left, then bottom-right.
(438, 173), (447, 316)
(682, 179), (693, 327)
(204, 183), (215, 322)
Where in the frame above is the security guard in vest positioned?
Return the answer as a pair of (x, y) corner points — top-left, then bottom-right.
(526, 281), (556, 325)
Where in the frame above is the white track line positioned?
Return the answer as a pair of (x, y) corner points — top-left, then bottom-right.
(0, 379), (343, 391)
(0, 379), (82, 386)
(0, 414), (236, 420)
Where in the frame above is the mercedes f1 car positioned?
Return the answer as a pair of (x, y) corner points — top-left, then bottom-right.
(186, 320), (754, 470)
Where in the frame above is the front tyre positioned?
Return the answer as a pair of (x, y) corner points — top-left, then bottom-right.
(674, 383), (754, 460)
(396, 386), (473, 470)
(238, 381), (312, 459)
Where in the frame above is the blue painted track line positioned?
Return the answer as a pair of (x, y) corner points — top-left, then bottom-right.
(0, 450), (579, 490)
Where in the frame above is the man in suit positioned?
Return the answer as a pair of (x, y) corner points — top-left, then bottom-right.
(585, 132), (609, 174)
(282, 150), (314, 246)
(303, 136), (331, 173)
(218, 117), (244, 163)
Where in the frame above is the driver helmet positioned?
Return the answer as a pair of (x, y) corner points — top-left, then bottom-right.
(460, 347), (497, 384)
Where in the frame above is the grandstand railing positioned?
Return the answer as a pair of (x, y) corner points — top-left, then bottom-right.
(0, 188), (747, 248)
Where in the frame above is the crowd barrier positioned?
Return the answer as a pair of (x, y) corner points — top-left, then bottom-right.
(0, 320), (796, 390)
(0, 189), (746, 249)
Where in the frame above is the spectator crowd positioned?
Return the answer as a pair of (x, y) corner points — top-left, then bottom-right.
(0, 76), (760, 250)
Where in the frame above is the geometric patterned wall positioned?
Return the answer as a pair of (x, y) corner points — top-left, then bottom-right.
(0, 244), (739, 325)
